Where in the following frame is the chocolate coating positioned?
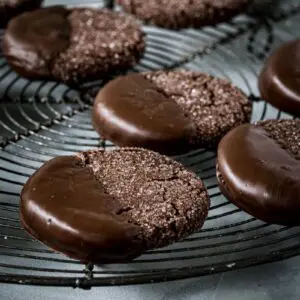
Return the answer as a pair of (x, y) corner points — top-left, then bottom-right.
(93, 71), (252, 153)
(217, 120), (300, 225)
(3, 6), (70, 79)
(93, 74), (194, 155)
(21, 148), (209, 263)
(0, 0), (43, 28)
(118, 0), (252, 29)
(4, 7), (145, 84)
(21, 155), (142, 263)
(259, 40), (300, 116)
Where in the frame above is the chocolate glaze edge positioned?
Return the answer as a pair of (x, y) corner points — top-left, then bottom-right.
(92, 73), (195, 155)
(217, 124), (300, 225)
(20, 155), (143, 263)
(216, 164), (299, 225)
(259, 40), (300, 116)
(3, 6), (71, 79)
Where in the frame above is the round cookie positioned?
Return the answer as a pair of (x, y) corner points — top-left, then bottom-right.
(93, 71), (252, 154)
(3, 6), (145, 84)
(217, 120), (300, 225)
(117, 0), (252, 29)
(0, 0), (42, 28)
(259, 40), (300, 116)
(20, 148), (209, 263)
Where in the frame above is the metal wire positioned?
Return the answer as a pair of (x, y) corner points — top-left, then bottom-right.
(0, 0), (300, 288)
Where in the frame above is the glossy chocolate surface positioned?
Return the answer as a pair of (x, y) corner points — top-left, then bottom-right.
(259, 40), (300, 116)
(93, 74), (194, 155)
(3, 6), (70, 78)
(217, 124), (300, 225)
(20, 155), (142, 263)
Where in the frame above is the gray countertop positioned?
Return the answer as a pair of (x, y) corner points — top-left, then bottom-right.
(1, 255), (300, 300)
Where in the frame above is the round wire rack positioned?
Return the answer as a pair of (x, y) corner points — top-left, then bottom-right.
(0, 0), (300, 288)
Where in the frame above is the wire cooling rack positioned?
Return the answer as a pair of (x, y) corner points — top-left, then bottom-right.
(0, 0), (300, 288)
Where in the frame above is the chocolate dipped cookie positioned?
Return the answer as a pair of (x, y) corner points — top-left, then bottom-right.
(21, 148), (210, 263)
(3, 6), (145, 84)
(217, 120), (300, 225)
(93, 71), (252, 154)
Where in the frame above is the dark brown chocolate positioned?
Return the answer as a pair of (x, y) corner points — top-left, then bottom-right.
(93, 71), (252, 153)
(259, 40), (300, 116)
(3, 6), (70, 79)
(0, 0), (43, 28)
(93, 74), (194, 155)
(217, 120), (300, 225)
(118, 0), (252, 29)
(21, 148), (209, 263)
(4, 7), (145, 84)
(20, 155), (142, 263)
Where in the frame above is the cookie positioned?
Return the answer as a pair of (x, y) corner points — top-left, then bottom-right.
(93, 73), (194, 155)
(93, 71), (252, 154)
(217, 120), (300, 225)
(259, 40), (300, 116)
(118, 0), (252, 29)
(20, 148), (209, 263)
(3, 6), (145, 84)
(0, 0), (42, 28)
